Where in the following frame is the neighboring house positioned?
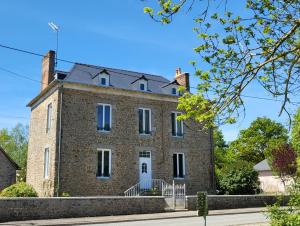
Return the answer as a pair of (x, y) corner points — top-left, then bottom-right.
(0, 146), (19, 191)
(254, 159), (292, 193)
(26, 50), (215, 197)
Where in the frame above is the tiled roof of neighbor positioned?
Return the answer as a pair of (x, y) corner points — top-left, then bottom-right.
(253, 159), (271, 172)
(0, 146), (20, 170)
(63, 63), (173, 95)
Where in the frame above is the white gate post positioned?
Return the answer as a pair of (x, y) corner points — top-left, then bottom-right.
(173, 180), (176, 209)
(183, 184), (186, 209)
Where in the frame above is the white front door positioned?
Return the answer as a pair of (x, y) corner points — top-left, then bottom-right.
(139, 151), (152, 189)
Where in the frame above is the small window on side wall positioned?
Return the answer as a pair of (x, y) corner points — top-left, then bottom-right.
(46, 103), (52, 133)
(172, 88), (177, 95)
(44, 148), (50, 179)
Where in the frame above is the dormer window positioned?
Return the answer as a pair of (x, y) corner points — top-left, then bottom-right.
(172, 88), (177, 95)
(140, 82), (146, 91)
(131, 75), (149, 92)
(101, 77), (107, 86)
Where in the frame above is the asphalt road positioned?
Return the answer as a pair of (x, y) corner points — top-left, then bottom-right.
(82, 212), (268, 226)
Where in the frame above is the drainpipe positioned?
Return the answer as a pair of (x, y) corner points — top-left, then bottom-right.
(56, 82), (63, 197)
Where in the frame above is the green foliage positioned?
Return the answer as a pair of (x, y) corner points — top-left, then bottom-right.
(218, 162), (260, 195)
(291, 107), (300, 155)
(0, 124), (28, 182)
(267, 180), (300, 226)
(197, 192), (208, 217)
(227, 117), (288, 164)
(61, 192), (70, 197)
(144, 0), (300, 127)
(0, 182), (38, 197)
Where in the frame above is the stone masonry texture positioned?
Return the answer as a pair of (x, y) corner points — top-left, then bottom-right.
(186, 195), (290, 210)
(27, 83), (215, 196)
(0, 196), (166, 222)
(0, 151), (17, 191)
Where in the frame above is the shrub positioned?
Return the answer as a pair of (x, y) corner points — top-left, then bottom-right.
(0, 182), (38, 197)
(218, 162), (260, 195)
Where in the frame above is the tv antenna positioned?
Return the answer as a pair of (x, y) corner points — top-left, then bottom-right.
(48, 22), (60, 68)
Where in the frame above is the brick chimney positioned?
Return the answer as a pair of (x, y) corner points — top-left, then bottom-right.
(175, 68), (190, 92)
(41, 50), (55, 91)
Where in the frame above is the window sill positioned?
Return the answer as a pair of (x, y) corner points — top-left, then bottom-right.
(96, 176), (111, 180)
(174, 177), (185, 180)
(139, 133), (152, 136)
(172, 135), (183, 138)
(97, 130), (111, 133)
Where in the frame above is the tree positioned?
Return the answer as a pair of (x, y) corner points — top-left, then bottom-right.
(291, 107), (300, 154)
(270, 143), (297, 186)
(144, 0), (300, 128)
(213, 128), (228, 169)
(0, 124), (28, 181)
(218, 161), (260, 195)
(227, 117), (288, 164)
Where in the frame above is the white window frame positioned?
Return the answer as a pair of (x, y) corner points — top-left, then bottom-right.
(46, 103), (52, 133)
(172, 111), (183, 137)
(139, 80), (147, 91)
(139, 108), (151, 135)
(44, 147), (50, 180)
(173, 152), (185, 179)
(97, 103), (112, 132)
(96, 148), (112, 179)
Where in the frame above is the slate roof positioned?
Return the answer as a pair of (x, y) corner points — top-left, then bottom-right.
(0, 146), (20, 170)
(62, 63), (174, 95)
(253, 159), (271, 172)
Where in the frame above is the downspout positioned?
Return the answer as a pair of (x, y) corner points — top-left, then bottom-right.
(56, 82), (63, 197)
(210, 127), (216, 193)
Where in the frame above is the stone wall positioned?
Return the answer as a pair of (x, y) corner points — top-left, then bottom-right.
(0, 196), (166, 222)
(186, 195), (290, 210)
(57, 85), (214, 196)
(0, 151), (17, 191)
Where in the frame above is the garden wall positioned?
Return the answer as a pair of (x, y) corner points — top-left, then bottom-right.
(0, 196), (166, 222)
(186, 194), (290, 210)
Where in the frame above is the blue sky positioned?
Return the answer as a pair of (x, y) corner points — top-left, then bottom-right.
(0, 0), (297, 141)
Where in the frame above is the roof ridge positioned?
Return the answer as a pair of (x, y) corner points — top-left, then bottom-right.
(75, 63), (171, 81)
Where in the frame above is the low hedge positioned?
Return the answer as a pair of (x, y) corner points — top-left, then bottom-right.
(0, 182), (38, 197)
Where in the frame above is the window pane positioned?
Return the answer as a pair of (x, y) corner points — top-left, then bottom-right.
(97, 105), (103, 130)
(103, 151), (110, 177)
(178, 154), (184, 178)
(44, 148), (49, 179)
(173, 154), (177, 178)
(171, 113), (176, 136)
(47, 104), (52, 132)
(101, 78), (106, 85)
(140, 83), (145, 90)
(104, 105), (111, 131)
(177, 113), (182, 136)
(97, 152), (102, 177)
(172, 88), (176, 95)
(139, 109), (144, 134)
(145, 110), (150, 134)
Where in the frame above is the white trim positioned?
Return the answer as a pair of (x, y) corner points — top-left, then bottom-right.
(97, 103), (112, 132)
(173, 152), (185, 179)
(171, 111), (183, 137)
(139, 108), (151, 135)
(96, 148), (112, 179)
(43, 147), (50, 180)
(46, 103), (52, 133)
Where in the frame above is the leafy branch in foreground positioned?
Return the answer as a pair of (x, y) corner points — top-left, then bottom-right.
(145, 0), (300, 128)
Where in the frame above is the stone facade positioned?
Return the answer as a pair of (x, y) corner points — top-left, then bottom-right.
(27, 81), (215, 197)
(0, 147), (19, 191)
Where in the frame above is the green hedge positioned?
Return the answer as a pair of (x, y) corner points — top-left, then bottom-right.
(0, 182), (38, 197)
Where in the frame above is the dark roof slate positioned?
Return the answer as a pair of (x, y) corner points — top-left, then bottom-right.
(0, 146), (20, 170)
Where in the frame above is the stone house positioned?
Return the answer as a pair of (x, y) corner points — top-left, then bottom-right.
(26, 50), (215, 197)
(0, 146), (19, 191)
(254, 159), (292, 193)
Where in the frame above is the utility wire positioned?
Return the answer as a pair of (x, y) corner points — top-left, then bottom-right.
(0, 43), (299, 104)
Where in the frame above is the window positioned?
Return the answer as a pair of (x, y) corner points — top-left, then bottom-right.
(173, 153), (185, 178)
(46, 103), (52, 133)
(139, 108), (151, 134)
(44, 148), (50, 179)
(141, 163), (147, 173)
(171, 112), (183, 137)
(101, 77), (107, 85)
(172, 88), (177, 95)
(139, 81), (147, 91)
(139, 151), (151, 158)
(97, 149), (111, 178)
(97, 104), (111, 131)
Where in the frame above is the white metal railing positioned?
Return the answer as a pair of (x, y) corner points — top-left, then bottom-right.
(124, 179), (170, 197)
(162, 181), (186, 198)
